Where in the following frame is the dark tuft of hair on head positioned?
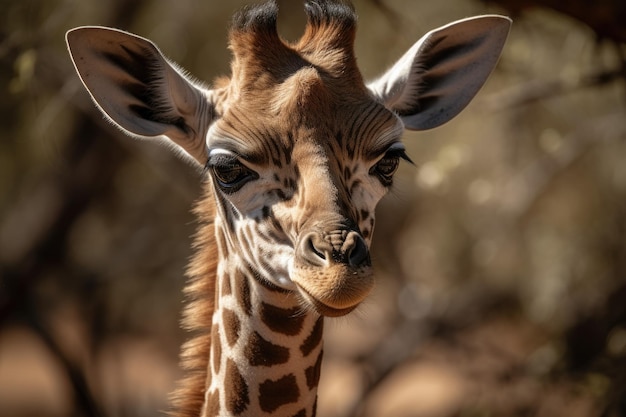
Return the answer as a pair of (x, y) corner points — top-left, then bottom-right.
(232, 0), (279, 33)
(304, 0), (356, 29)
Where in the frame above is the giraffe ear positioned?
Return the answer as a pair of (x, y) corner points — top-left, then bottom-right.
(66, 26), (214, 165)
(368, 15), (511, 131)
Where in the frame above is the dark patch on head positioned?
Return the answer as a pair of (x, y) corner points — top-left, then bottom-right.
(349, 179), (363, 195)
(293, 164), (301, 180)
(271, 149), (283, 168)
(343, 165), (351, 181)
(300, 317), (324, 357)
(360, 209), (370, 221)
(261, 302), (306, 335)
(259, 374), (300, 412)
(246, 331), (290, 366)
(346, 137), (356, 159)
(305, 350), (324, 390)
(335, 130), (344, 146)
(222, 308), (241, 347)
(275, 189), (288, 201)
(285, 132), (295, 164)
(224, 359), (250, 414)
(262, 205), (271, 219)
(288, 177), (299, 194)
(267, 214), (289, 243)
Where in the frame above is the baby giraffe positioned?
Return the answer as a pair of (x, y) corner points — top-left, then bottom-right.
(66, 1), (509, 416)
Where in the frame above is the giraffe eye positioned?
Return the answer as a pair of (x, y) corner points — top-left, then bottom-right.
(369, 147), (412, 186)
(375, 155), (400, 177)
(371, 155), (399, 186)
(208, 154), (258, 193)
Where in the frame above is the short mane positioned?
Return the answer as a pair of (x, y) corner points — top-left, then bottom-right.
(170, 184), (218, 417)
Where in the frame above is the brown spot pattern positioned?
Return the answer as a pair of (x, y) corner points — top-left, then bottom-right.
(221, 271), (232, 296)
(261, 302), (305, 335)
(238, 271), (252, 316)
(305, 350), (324, 390)
(258, 374), (300, 413)
(246, 331), (290, 366)
(300, 317), (323, 357)
(224, 359), (249, 414)
(222, 308), (241, 347)
(211, 324), (221, 375)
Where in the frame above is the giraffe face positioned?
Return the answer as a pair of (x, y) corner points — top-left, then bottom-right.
(66, 0), (510, 320)
(195, 1), (414, 317)
(206, 72), (406, 316)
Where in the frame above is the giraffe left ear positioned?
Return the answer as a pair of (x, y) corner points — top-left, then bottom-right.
(368, 15), (511, 131)
(67, 27), (215, 166)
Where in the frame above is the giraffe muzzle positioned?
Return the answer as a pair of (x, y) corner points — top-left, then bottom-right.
(291, 229), (374, 317)
(301, 230), (371, 268)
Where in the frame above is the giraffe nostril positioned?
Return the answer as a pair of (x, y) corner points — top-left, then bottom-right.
(307, 235), (326, 261)
(301, 232), (329, 267)
(300, 230), (370, 268)
(346, 232), (370, 267)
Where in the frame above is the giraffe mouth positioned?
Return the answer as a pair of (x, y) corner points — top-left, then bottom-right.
(295, 283), (362, 317)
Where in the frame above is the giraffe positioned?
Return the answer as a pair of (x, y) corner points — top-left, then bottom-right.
(66, 1), (510, 416)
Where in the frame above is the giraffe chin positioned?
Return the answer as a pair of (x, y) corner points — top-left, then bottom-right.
(291, 266), (374, 317)
(295, 284), (362, 317)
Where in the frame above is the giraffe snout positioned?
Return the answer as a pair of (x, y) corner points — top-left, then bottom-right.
(292, 228), (374, 317)
(300, 230), (371, 269)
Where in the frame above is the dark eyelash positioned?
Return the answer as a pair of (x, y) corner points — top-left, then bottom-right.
(385, 148), (414, 165)
(203, 153), (239, 176)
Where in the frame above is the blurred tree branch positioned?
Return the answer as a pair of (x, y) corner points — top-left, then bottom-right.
(498, 111), (626, 220)
(484, 66), (626, 110)
(488, 0), (626, 43)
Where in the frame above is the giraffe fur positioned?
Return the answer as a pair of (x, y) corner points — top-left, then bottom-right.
(66, 1), (510, 415)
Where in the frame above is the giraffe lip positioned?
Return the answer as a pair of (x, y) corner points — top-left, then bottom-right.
(295, 284), (359, 317)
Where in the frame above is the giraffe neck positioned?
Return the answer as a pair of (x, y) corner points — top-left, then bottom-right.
(202, 226), (324, 417)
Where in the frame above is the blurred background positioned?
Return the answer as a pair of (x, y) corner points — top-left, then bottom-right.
(1, 0), (625, 416)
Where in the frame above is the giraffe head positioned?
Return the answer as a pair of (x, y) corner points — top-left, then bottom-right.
(66, 1), (510, 317)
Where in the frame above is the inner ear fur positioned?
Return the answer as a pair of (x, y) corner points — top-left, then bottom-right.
(368, 15), (511, 130)
(66, 26), (214, 165)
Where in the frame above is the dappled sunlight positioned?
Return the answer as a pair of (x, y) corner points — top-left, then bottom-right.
(1, 0), (625, 416)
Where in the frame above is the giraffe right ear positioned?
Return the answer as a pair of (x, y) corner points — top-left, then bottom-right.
(66, 26), (215, 166)
(368, 16), (511, 131)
